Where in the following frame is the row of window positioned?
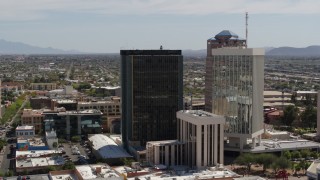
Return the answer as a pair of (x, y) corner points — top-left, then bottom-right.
(16, 131), (34, 136)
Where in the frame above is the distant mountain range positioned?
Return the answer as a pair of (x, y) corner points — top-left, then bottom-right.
(266, 46), (320, 56)
(0, 39), (80, 54)
(182, 46), (320, 57)
(0, 39), (319, 56)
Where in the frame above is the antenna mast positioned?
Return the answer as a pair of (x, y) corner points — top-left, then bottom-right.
(246, 12), (248, 48)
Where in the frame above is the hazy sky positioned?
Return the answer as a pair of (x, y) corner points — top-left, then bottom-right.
(0, 0), (319, 53)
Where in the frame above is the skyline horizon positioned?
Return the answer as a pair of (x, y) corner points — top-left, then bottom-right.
(0, 38), (320, 54)
(0, 0), (319, 53)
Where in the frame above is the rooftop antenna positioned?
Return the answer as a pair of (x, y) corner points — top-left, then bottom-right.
(245, 12), (248, 48)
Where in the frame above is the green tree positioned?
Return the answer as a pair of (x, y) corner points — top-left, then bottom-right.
(311, 151), (318, 159)
(300, 105), (317, 128)
(271, 156), (291, 174)
(277, 157), (291, 170)
(234, 153), (256, 173)
(291, 151), (302, 159)
(295, 164), (301, 174)
(62, 161), (75, 170)
(283, 150), (291, 160)
(52, 142), (58, 149)
(71, 136), (81, 142)
(282, 105), (299, 126)
(47, 165), (56, 172)
(256, 153), (277, 172)
(300, 149), (311, 159)
(122, 158), (135, 166)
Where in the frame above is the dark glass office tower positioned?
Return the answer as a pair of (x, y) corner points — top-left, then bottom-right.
(121, 50), (183, 148)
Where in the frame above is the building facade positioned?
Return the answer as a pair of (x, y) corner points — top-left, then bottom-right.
(177, 110), (225, 168)
(146, 110), (225, 169)
(43, 109), (102, 139)
(146, 140), (185, 167)
(205, 30), (264, 151)
(77, 97), (121, 133)
(121, 50), (183, 148)
(16, 126), (35, 139)
(31, 83), (57, 90)
(21, 109), (45, 134)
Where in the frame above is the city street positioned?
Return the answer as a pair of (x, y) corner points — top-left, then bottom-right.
(0, 138), (16, 174)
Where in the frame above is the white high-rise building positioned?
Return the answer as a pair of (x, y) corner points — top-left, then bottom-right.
(146, 110), (225, 169)
(205, 30), (265, 151)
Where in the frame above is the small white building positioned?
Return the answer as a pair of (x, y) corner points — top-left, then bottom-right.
(88, 134), (131, 165)
(16, 125), (35, 139)
(46, 130), (58, 150)
(146, 110), (225, 169)
(177, 110), (225, 168)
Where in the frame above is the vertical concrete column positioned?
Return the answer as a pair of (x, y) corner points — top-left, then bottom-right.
(204, 125), (208, 167)
(165, 146), (169, 166)
(240, 137), (244, 152)
(252, 137), (256, 148)
(214, 125), (218, 165)
(154, 147), (160, 165)
(220, 125), (224, 164)
(258, 135), (262, 146)
(66, 116), (70, 138)
(77, 116), (81, 135)
(196, 124), (201, 168)
(171, 145), (175, 166)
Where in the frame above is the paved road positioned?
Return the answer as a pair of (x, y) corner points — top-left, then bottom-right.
(0, 139), (16, 173)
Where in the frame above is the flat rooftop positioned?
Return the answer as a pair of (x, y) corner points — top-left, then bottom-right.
(264, 91), (291, 96)
(58, 109), (102, 115)
(7, 175), (50, 180)
(18, 138), (46, 147)
(226, 139), (320, 153)
(78, 101), (118, 105)
(120, 49), (182, 56)
(122, 166), (239, 180)
(16, 125), (34, 130)
(16, 150), (62, 157)
(16, 156), (64, 168)
(181, 110), (222, 118)
(89, 134), (131, 159)
(147, 140), (184, 146)
(51, 174), (78, 180)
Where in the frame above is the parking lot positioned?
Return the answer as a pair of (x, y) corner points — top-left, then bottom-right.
(59, 141), (93, 165)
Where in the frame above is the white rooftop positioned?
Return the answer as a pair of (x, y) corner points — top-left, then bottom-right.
(16, 125), (34, 130)
(76, 164), (120, 180)
(46, 130), (57, 139)
(51, 174), (78, 180)
(76, 165), (97, 179)
(89, 134), (131, 159)
(16, 156), (64, 168)
(16, 150), (62, 157)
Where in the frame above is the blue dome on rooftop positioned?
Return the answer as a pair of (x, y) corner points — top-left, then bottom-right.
(215, 30), (239, 39)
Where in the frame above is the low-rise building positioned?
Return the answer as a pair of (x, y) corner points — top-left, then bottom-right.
(30, 96), (52, 109)
(43, 109), (102, 139)
(49, 164), (123, 180)
(17, 137), (49, 151)
(46, 130), (58, 150)
(16, 125), (35, 139)
(77, 97), (121, 133)
(31, 83), (57, 91)
(15, 150), (64, 173)
(21, 109), (45, 134)
(88, 134), (131, 165)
